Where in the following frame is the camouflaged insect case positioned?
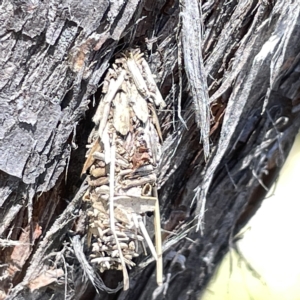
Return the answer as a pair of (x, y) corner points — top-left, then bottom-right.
(82, 48), (165, 289)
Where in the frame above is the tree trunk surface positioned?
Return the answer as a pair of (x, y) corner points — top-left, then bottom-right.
(1, 0), (300, 299)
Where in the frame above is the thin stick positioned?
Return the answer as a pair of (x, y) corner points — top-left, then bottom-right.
(109, 133), (129, 290)
(132, 213), (147, 255)
(98, 70), (126, 138)
(138, 216), (158, 261)
(153, 187), (163, 286)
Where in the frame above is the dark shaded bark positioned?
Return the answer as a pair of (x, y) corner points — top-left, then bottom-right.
(1, 0), (300, 299)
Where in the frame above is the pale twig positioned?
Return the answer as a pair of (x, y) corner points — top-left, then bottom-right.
(140, 57), (166, 108)
(109, 133), (129, 290)
(153, 186), (163, 286)
(138, 218), (197, 270)
(126, 54), (151, 99)
(97, 70), (126, 138)
(132, 214), (147, 255)
(138, 216), (158, 261)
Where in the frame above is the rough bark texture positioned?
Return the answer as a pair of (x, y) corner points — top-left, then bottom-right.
(1, 0), (300, 299)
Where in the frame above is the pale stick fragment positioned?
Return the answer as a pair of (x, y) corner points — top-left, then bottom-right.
(95, 185), (109, 193)
(132, 214), (147, 255)
(102, 122), (111, 164)
(91, 257), (121, 264)
(128, 80), (149, 123)
(140, 58), (166, 108)
(153, 186), (163, 286)
(123, 257), (136, 268)
(113, 91), (130, 135)
(109, 133), (129, 290)
(134, 164), (154, 175)
(92, 96), (106, 125)
(81, 138), (101, 175)
(115, 154), (130, 168)
(87, 127), (96, 144)
(90, 167), (106, 178)
(126, 55), (154, 100)
(123, 187), (143, 199)
(87, 176), (109, 187)
(124, 233), (144, 241)
(114, 195), (156, 214)
(103, 236), (129, 242)
(112, 242), (129, 250)
(92, 201), (107, 214)
(121, 174), (156, 189)
(114, 206), (133, 225)
(148, 104), (163, 142)
(115, 158), (129, 168)
(123, 131), (134, 153)
(139, 59), (156, 93)
(150, 121), (161, 165)
(131, 48), (144, 60)
(144, 119), (159, 165)
(93, 151), (105, 161)
(137, 215), (158, 261)
(98, 70), (126, 138)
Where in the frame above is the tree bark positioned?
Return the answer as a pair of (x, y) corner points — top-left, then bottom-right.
(1, 0), (300, 299)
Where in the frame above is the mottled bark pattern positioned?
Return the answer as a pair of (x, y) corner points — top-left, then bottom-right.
(0, 0), (300, 300)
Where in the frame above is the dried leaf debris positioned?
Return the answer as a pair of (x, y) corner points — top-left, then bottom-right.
(81, 49), (165, 291)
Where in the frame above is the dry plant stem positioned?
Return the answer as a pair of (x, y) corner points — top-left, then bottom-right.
(153, 186), (163, 286)
(126, 56), (150, 98)
(81, 139), (101, 175)
(148, 104), (163, 142)
(138, 217), (158, 261)
(114, 196), (157, 214)
(98, 70), (126, 138)
(140, 58), (166, 108)
(109, 133), (129, 290)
